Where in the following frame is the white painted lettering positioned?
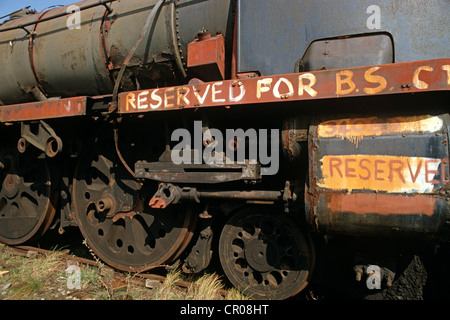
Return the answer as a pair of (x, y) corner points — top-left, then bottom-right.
(194, 84), (211, 105)
(257, 78), (273, 99)
(273, 77), (294, 98)
(137, 91), (149, 109)
(212, 82), (226, 103)
(298, 73), (317, 97)
(229, 83), (246, 102)
(150, 89), (162, 109)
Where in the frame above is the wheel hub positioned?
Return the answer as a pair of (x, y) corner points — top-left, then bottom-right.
(95, 193), (116, 218)
(2, 174), (20, 199)
(245, 238), (277, 273)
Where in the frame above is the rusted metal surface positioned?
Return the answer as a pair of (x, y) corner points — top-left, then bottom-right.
(111, 0), (165, 103)
(282, 117), (308, 162)
(135, 160), (261, 184)
(0, 148), (57, 245)
(20, 121), (63, 157)
(0, 1), (117, 34)
(218, 207), (314, 300)
(0, 96), (87, 122)
(0, 13), (39, 105)
(147, 183), (285, 209)
(72, 132), (196, 272)
(32, 1), (111, 99)
(118, 58), (450, 113)
(187, 31), (225, 81)
(306, 113), (450, 238)
(0, 0), (233, 105)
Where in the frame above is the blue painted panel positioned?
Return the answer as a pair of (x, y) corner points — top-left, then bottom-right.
(237, 0), (449, 76)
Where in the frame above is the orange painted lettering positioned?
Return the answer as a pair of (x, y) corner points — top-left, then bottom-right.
(363, 67), (387, 94)
(359, 159), (371, 180)
(374, 160), (385, 181)
(336, 70), (356, 95)
(388, 159), (405, 183)
(329, 157), (343, 178)
(425, 159), (440, 184)
(345, 158), (357, 177)
(407, 159), (422, 183)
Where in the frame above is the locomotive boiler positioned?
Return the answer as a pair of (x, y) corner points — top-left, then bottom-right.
(0, 0), (449, 299)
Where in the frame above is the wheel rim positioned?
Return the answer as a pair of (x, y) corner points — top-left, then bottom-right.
(72, 132), (194, 272)
(0, 148), (56, 245)
(219, 207), (314, 299)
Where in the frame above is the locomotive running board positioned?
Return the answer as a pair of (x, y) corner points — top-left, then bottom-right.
(0, 96), (87, 123)
(1, 59), (448, 123)
(118, 58), (450, 113)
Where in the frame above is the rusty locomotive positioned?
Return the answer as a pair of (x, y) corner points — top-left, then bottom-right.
(0, 0), (449, 299)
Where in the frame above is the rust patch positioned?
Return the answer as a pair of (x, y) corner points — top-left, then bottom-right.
(0, 96), (87, 122)
(326, 193), (436, 216)
(187, 32), (225, 81)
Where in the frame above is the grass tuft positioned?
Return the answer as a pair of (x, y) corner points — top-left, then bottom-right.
(0, 243), (250, 300)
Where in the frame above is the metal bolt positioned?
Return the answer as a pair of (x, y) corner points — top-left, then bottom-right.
(401, 83), (412, 89)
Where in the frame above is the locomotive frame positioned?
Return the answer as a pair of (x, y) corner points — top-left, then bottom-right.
(0, 0), (449, 300)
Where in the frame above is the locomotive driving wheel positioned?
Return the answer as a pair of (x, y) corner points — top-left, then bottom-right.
(0, 148), (56, 245)
(72, 131), (194, 272)
(219, 206), (314, 300)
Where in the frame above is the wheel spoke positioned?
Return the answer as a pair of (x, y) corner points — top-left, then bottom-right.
(73, 132), (195, 272)
(219, 207), (314, 300)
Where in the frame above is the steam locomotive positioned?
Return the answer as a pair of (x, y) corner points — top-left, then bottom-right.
(0, 0), (448, 299)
